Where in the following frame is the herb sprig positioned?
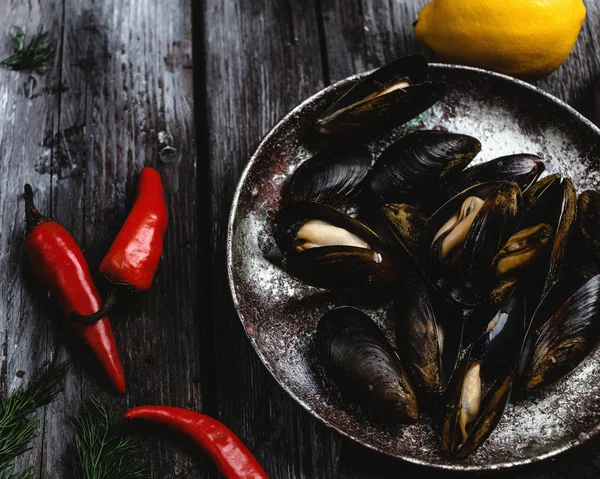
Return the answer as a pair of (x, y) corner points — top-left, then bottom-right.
(0, 362), (67, 478)
(0, 26), (55, 74)
(69, 396), (150, 479)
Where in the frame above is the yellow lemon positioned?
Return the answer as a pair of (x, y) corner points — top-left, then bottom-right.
(414, 0), (586, 79)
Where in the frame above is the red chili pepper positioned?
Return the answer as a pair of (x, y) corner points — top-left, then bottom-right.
(72, 167), (168, 323)
(23, 184), (126, 393)
(125, 406), (268, 479)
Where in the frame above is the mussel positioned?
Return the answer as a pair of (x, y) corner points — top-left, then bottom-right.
(448, 154), (545, 197)
(518, 274), (600, 391)
(442, 288), (526, 458)
(284, 145), (372, 206)
(273, 201), (401, 292)
(366, 130), (481, 206)
(379, 203), (427, 261)
(419, 181), (522, 305)
(394, 271), (465, 394)
(316, 55), (445, 140)
(317, 307), (418, 422)
(578, 190), (600, 263)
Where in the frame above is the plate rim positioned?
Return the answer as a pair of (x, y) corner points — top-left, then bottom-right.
(226, 63), (600, 472)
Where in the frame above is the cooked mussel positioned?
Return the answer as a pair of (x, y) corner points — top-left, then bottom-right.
(578, 190), (600, 263)
(316, 55), (445, 140)
(448, 154), (545, 197)
(379, 203), (427, 261)
(419, 181), (522, 305)
(442, 288), (525, 458)
(284, 145), (372, 206)
(366, 130), (481, 205)
(317, 307), (418, 422)
(518, 274), (600, 391)
(273, 201), (401, 292)
(394, 272), (465, 394)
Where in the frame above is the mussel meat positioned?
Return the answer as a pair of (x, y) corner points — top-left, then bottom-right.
(519, 274), (600, 391)
(284, 145), (372, 206)
(366, 130), (481, 205)
(273, 201), (401, 292)
(443, 288), (525, 458)
(316, 55), (445, 140)
(448, 154), (545, 197)
(317, 307), (418, 422)
(419, 181), (522, 305)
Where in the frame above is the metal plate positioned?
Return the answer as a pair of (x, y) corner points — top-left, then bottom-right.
(227, 64), (600, 471)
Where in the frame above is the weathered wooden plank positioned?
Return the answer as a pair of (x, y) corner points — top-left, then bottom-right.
(202, 0), (341, 477)
(0, 0), (198, 477)
(0, 2), (64, 475)
(319, 1), (600, 477)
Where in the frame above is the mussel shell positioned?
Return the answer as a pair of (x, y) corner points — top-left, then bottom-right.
(519, 176), (577, 296)
(284, 146), (372, 206)
(317, 307), (418, 422)
(284, 246), (401, 293)
(366, 130), (481, 205)
(273, 201), (386, 256)
(316, 55), (445, 139)
(449, 154), (545, 196)
(418, 181), (519, 306)
(578, 190), (600, 262)
(442, 288), (525, 457)
(379, 203), (427, 261)
(460, 181), (522, 282)
(519, 274), (600, 391)
(394, 272), (465, 394)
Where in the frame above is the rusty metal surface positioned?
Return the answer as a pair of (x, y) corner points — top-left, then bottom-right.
(227, 64), (600, 471)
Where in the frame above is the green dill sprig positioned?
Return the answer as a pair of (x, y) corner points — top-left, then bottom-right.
(0, 26), (55, 74)
(68, 396), (150, 479)
(0, 361), (68, 477)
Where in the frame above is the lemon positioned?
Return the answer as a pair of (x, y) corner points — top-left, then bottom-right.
(414, 0), (586, 79)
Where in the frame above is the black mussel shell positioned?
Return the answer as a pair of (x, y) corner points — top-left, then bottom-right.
(367, 130), (481, 205)
(317, 307), (418, 422)
(519, 176), (577, 298)
(316, 55), (445, 139)
(449, 154), (545, 197)
(284, 246), (401, 293)
(284, 146), (372, 206)
(578, 190), (600, 262)
(419, 181), (520, 306)
(394, 272), (465, 394)
(379, 203), (427, 261)
(273, 201), (386, 256)
(519, 275), (600, 391)
(460, 181), (522, 283)
(443, 288), (525, 458)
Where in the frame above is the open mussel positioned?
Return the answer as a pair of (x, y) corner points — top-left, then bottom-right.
(273, 201), (401, 293)
(448, 154), (545, 197)
(317, 307), (418, 422)
(518, 274), (600, 391)
(442, 288), (526, 458)
(366, 130), (481, 206)
(284, 145), (372, 206)
(418, 181), (522, 305)
(394, 271), (465, 395)
(316, 55), (445, 140)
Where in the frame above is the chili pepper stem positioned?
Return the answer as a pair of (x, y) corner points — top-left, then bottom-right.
(70, 283), (134, 324)
(24, 184), (49, 232)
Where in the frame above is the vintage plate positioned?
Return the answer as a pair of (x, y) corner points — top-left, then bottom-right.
(227, 64), (600, 471)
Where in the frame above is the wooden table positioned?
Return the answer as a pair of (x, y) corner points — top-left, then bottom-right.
(2, 0), (600, 477)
